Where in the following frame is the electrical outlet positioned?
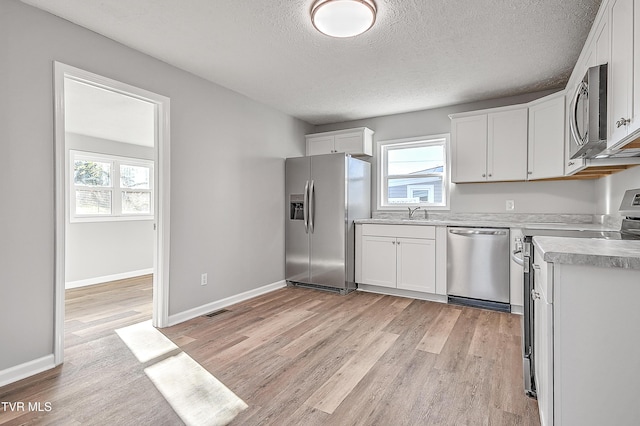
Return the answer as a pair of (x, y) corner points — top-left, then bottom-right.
(201, 273), (208, 286)
(506, 200), (515, 211)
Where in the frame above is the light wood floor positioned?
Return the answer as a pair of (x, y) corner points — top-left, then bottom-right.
(0, 278), (540, 425)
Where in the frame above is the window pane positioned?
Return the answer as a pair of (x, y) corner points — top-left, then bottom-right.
(387, 145), (444, 175)
(120, 164), (151, 189)
(76, 190), (112, 214)
(387, 177), (443, 204)
(122, 191), (151, 214)
(74, 160), (111, 187)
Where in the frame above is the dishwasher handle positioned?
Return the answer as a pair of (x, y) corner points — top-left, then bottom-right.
(448, 228), (508, 236)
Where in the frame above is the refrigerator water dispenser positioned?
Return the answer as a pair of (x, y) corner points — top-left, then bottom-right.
(289, 194), (305, 220)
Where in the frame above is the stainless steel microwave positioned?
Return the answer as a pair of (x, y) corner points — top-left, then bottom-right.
(569, 64), (608, 159)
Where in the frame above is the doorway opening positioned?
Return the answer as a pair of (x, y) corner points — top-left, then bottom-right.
(53, 62), (171, 365)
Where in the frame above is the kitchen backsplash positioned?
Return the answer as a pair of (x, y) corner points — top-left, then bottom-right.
(372, 211), (598, 225)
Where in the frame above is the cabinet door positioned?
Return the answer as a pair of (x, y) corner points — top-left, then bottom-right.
(487, 108), (528, 181)
(609, 0), (634, 146)
(334, 131), (364, 155)
(451, 115), (488, 182)
(595, 13), (610, 66)
(533, 262), (554, 426)
(528, 96), (565, 180)
(306, 135), (335, 156)
(633, 0), (640, 138)
(360, 236), (397, 288)
(396, 238), (436, 293)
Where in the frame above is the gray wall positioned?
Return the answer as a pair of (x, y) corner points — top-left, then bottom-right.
(595, 164), (640, 215)
(65, 133), (155, 286)
(0, 0), (310, 372)
(315, 92), (598, 215)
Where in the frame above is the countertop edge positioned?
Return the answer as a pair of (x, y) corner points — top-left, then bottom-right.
(533, 236), (640, 270)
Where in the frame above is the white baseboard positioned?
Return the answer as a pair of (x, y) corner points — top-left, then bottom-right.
(0, 354), (56, 388)
(65, 268), (154, 289)
(357, 284), (448, 304)
(166, 280), (287, 327)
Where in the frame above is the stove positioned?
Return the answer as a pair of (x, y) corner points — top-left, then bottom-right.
(521, 188), (640, 398)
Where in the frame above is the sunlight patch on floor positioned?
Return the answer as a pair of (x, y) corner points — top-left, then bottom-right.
(115, 320), (178, 363)
(115, 321), (248, 425)
(145, 352), (248, 426)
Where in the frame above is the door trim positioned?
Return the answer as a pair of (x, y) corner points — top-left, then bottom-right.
(53, 62), (171, 365)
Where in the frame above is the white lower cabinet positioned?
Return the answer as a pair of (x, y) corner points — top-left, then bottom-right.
(533, 246), (553, 426)
(396, 237), (436, 292)
(360, 236), (397, 288)
(357, 224), (438, 294)
(532, 243), (640, 426)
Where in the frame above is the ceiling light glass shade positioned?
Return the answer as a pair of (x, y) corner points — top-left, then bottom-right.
(311, 0), (376, 38)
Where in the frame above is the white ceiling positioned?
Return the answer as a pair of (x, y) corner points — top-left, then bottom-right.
(24, 0), (602, 125)
(64, 78), (155, 147)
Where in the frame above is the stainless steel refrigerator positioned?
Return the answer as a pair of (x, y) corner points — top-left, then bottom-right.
(285, 153), (370, 294)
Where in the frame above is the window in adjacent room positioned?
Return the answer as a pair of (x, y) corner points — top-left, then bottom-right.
(378, 134), (449, 210)
(70, 150), (154, 222)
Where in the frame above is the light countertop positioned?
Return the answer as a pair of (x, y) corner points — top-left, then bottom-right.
(533, 236), (640, 270)
(355, 218), (615, 232)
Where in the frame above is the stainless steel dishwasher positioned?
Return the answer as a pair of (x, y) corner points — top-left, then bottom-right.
(447, 227), (510, 312)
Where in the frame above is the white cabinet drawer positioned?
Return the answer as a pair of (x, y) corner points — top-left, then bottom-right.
(361, 224), (435, 239)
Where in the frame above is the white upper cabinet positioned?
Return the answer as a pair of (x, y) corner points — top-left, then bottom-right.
(305, 127), (374, 157)
(450, 114), (488, 182)
(609, 0), (636, 146)
(528, 93), (565, 180)
(564, 4), (609, 175)
(451, 106), (528, 183)
(306, 134), (334, 156)
(488, 108), (529, 181)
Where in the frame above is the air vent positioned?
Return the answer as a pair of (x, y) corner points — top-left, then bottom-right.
(203, 309), (230, 318)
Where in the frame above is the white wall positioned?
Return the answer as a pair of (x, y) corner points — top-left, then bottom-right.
(315, 93), (598, 215)
(595, 164), (640, 215)
(65, 133), (155, 287)
(0, 0), (310, 373)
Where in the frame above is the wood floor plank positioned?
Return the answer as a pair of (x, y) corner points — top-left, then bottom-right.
(304, 330), (399, 414)
(417, 306), (462, 354)
(468, 309), (501, 359)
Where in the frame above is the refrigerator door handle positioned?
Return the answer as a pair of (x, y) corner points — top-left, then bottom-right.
(303, 180), (309, 233)
(309, 180), (315, 233)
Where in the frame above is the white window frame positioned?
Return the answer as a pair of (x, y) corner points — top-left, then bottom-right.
(69, 150), (154, 222)
(377, 134), (450, 210)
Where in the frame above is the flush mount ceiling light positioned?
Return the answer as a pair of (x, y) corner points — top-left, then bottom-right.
(311, 0), (377, 38)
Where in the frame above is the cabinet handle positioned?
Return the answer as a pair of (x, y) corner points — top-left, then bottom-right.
(568, 161), (575, 166)
(397, 241), (400, 245)
(531, 289), (540, 300)
(616, 117), (631, 128)
(488, 174), (492, 177)
(528, 171), (533, 175)
(482, 173), (486, 177)
(392, 241), (396, 245)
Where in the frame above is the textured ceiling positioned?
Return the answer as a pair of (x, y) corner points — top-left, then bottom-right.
(22, 0), (602, 125)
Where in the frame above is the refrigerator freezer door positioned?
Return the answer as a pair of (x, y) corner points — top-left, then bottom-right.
(285, 157), (311, 283)
(309, 154), (347, 289)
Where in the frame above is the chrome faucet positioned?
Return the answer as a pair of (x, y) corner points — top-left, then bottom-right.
(408, 207), (421, 218)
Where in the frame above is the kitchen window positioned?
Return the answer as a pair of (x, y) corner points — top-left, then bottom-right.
(378, 134), (449, 210)
(70, 150), (154, 222)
